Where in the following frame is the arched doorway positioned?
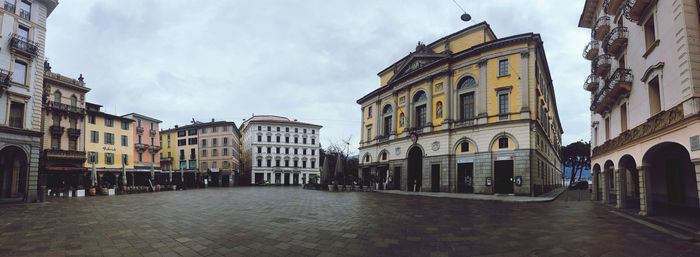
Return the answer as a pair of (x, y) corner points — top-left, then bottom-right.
(592, 163), (601, 201)
(618, 155), (640, 210)
(407, 146), (423, 192)
(643, 142), (699, 215)
(0, 146), (28, 201)
(603, 160), (616, 204)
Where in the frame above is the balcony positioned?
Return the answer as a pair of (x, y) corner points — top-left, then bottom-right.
(590, 68), (633, 114)
(67, 128), (81, 139)
(0, 68), (10, 93)
(591, 16), (611, 41)
(624, 0), (654, 22)
(160, 157), (173, 163)
(583, 40), (601, 60)
(603, 27), (628, 57)
(592, 55), (612, 76)
(135, 143), (150, 152)
(49, 125), (64, 137)
(453, 118), (477, 129)
(149, 145), (162, 153)
(3, 1), (15, 13)
(43, 149), (87, 162)
(375, 135), (389, 144)
(150, 129), (156, 136)
(583, 74), (600, 91)
(136, 127), (144, 135)
(8, 33), (38, 57)
(603, 0), (625, 15)
(45, 101), (86, 116)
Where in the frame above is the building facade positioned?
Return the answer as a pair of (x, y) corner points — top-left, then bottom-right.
(39, 62), (90, 190)
(121, 113), (161, 186)
(357, 22), (563, 196)
(83, 102), (134, 188)
(240, 115), (321, 186)
(0, 0), (58, 202)
(160, 120), (241, 187)
(579, 0), (700, 215)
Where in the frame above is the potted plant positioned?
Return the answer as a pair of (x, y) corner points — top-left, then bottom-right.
(88, 186), (97, 196)
(100, 182), (110, 195)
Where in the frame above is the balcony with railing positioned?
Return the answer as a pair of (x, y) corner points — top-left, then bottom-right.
(583, 40), (601, 60)
(453, 117), (477, 129)
(150, 129), (156, 136)
(583, 74), (601, 91)
(3, 1), (15, 13)
(149, 145), (162, 153)
(603, 0), (625, 15)
(49, 125), (64, 137)
(67, 128), (81, 139)
(590, 68), (633, 114)
(603, 26), (628, 57)
(0, 68), (11, 93)
(592, 16), (611, 41)
(43, 149), (87, 162)
(45, 101), (86, 116)
(135, 143), (150, 152)
(375, 135), (390, 144)
(8, 33), (38, 57)
(592, 54), (612, 76)
(136, 126), (144, 134)
(624, 0), (654, 22)
(160, 157), (173, 163)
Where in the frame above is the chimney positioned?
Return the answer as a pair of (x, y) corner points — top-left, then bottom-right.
(174, 125), (178, 128)
(211, 118), (215, 122)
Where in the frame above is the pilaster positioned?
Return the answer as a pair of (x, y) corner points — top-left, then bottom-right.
(601, 170), (609, 204)
(616, 168), (626, 209)
(638, 165), (653, 216)
(520, 51), (530, 117)
(591, 170), (599, 201)
(478, 60), (488, 117)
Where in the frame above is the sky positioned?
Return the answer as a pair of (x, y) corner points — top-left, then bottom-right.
(45, 0), (591, 155)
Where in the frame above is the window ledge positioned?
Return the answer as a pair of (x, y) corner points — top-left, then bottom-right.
(497, 74), (511, 79)
(642, 40), (660, 58)
(10, 81), (29, 89)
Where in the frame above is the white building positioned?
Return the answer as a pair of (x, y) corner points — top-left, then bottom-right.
(240, 115), (322, 185)
(0, 0), (58, 202)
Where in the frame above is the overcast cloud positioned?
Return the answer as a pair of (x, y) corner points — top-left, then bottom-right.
(45, 0), (590, 155)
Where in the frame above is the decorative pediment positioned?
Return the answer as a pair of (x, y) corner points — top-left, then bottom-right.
(388, 42), (448, 84)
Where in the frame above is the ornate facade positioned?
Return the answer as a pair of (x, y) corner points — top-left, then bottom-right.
(580, 0), (700, 215)
(0, 0), (58, 202)
(357, 22), (563, 196)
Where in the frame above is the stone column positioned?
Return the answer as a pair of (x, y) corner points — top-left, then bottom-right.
(271, 173), (276, 185)
(392, 93), (398, 135)
(616, 168), (627, 209)
(406, 94), (413, 131)
(638, 165), (653, 216)
(591, 170), (599, 201)
(444, 71), (452, 128)
(374, 100), (381, 137)
(426, 79), (433, 131)
(601, 170), (609, 204)
(520, 51), (530, 117)
(477, 60), (488, 124)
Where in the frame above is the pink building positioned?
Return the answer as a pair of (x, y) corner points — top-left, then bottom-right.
(121, 113), (161, 175)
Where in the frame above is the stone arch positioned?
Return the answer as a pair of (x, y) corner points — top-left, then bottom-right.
(411, 89), (428, 103)
(641, 141), (699, 214)
(405, 143), (425, 159)
(592, 163), (602, 201)
(378, 149), (389, 161)
(0, 145), (29, 200)
(452, 137), (479, 154)
(603, 159), (616, 204)
(488, 132), (519, 151)
(362, 152), (372, 164)
(618, 154), (640, 209)
(455, 73), (478, 90)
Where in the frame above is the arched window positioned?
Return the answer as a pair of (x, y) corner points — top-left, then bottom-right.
(459, 76), (476, 89)
(70, 95), (77, 107)
(53, 91), (61, 102)
(382, 105), (393, 136)
(413, 91), (427, 127)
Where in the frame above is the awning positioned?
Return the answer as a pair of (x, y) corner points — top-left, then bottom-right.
(44, 167), (89, 172)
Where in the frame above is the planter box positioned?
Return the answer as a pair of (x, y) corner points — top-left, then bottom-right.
(75, 189), (85, 197)
(108, 189), (115, 196)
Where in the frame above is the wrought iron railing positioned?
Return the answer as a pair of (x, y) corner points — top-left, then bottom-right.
(591, 16), (611, 40)
(67, 128), (81, 139)
(592, 54), (612, 75)
(8, 33), (38, 56)
(583, 74), (600, 91)
(49, 125), (64, 136)
(45, 101), (86, 115)
(590, 68), (633, 112)
(583, 40), (601, 59)
(136, 127), (144, 134)
(0, 68), (11, 86)
(603, 26), (628, 55)
(623, 0), (651, 22)
(603, 0), (625, 14)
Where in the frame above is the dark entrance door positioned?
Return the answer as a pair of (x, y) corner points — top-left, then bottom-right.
(275, 173), (281, 184)
(293, 173), (299, 185)
(362, 168), (370, 186)
(393, 167), (401, 190)
(378, 167), (387, 190)
(431, 164), (440, 192)
(407, 147), (423, 192)
(494, 160), (514, 194)
(457, 163), (474, 193)
(284, 173), (290, 185)
(665, 159), (686, 204)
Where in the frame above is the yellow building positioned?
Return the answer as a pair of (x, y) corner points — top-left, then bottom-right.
(159, 130), (176, 171)
(83, 102), (134, 187)
(357, 22), (563, 196)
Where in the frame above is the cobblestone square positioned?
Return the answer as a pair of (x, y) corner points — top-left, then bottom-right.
(1, 187), (699, 257)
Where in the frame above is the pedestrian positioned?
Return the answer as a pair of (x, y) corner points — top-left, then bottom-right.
(413, 179), (417, 192)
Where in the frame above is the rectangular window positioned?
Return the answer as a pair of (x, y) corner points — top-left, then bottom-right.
(267, 160), (271, 167)
(593, 127), (598, 147)
(138, 152), (143, 162)
(121, 135), (128, 146)
(605, 117), (610, 141)
(257, 147), (261, 153)
(498, 138), (509, 149)
(189, 160), (197, 169)
(267, 136), (271, 142)
(644, 15), (656, 50)
(8, 102), (24, 128)
(202, 150), (207, 157)
(180, 161), (187, 169)
(294, 137), (298, 144)
(620, 103), (628, 131)
(498, 59), (509, 76)
(311, 161), (316, 168)
(121, 121), (129, 130)
(303, 149), (307, 155)
(187, 129), (197, 136)
(212, 149), (218, 156)
(19, 0), (30, 20)
(68, 139), (77, 151)
(51, 136), (60, 149)
(276, 147), (280, 154)
(52, 114), (60, 126)
(105, 118), (113, 127)
(69, 118), (77, 129)
(285, 160), (289, 167)
(90, 131), (99, 143)
(201, 127), (207, 134)
(648, 76), (661, 115)
(303, 138), (307, 144)
(276, 160), (280, 167)
(415, 105), (426, 127)
(257, 159), (262, 167)
(88, 152), (98, 163)
(367, 106), (372, 118)
(276, 136), (280, 142)
(267, 126), (271, 131)
(223, 126), (228, 131)
(294, 161), (298, 167)
(177, 131), (186, 137)
(366, 125), (372, 142)
(201, 162), (208, 170)
(212, 138), (218, 146)
(212, 126), (218, 133)
(311, 149), (315, 155)
(303, 129), (307, 133)
(294, 148), (298, 155)
(88, 114), (96, 124)
(285, 137), (289, 143)
(302, 161), (307, 168)
(295, 128), (298, 133)
(285, 148), (289, 154)
(12, 60), (27, 84)
(460, 142), (469, 152)
(104, 133), (114, 145)
(460, 92), (475, 120)
(498, 94), (509, 120)
(105, 153), (114, 165)
(311, 139), (315, 145)
(211, 161), (217, 168)
(188, 138), (197, 145)
(223, 137), (228, 145)
(311, 129), (315, 134)
(202, 139), (208, 147)
(257, 135), (262, 142)
(258, 126), (261, 131)
(223, 148), (228, 156)
(176, 139), (185, 146)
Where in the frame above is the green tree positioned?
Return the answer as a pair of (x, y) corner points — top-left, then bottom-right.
(562, 140), (591, 187)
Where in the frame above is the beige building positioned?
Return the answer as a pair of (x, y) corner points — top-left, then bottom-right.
(0, 0), (58, 202)
(579, 0), (700, 215)
(39, 62), (90, 190)
(357, 22), (563, 195)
